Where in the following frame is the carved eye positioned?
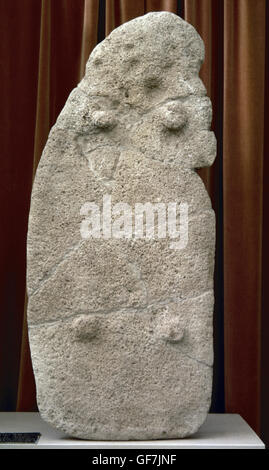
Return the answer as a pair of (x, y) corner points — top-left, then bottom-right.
(144, 75), (161, 89)
(143, 65), (162, 89)
(92, 110), (116, 129)
(160, 102), (187, 130)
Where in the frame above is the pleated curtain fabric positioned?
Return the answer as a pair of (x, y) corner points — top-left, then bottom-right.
(0, 0), (268, 445)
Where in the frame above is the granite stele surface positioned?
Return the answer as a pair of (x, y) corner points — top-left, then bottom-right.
(27, 12), (217, 440)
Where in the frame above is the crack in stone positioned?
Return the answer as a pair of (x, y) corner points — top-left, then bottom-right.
(179, 351), (212, 369)
(28, 289), (212, 327)
(28, 239), (85, 298)
(28, 205), (213, 300)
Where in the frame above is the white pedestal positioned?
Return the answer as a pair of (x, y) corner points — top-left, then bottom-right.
(0, 412), (265, 449)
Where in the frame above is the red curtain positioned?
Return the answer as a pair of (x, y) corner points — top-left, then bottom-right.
(0, 0), (268, 445)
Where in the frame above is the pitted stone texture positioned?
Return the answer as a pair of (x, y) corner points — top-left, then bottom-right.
(29, 293), (213, 440)
(27, 12), (216, 440)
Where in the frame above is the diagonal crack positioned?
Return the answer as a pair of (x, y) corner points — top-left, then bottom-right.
(28, 239), (86, 298)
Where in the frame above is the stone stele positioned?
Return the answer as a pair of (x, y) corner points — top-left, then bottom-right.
(27, 12), (217, 440)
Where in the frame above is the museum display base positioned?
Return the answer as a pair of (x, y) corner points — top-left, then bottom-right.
(0, 413), (264, 449)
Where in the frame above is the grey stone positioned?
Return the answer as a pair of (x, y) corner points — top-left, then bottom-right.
(27, 11), (216, 440)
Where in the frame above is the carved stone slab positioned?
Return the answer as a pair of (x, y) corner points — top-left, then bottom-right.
(27, 12), (216, 440)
